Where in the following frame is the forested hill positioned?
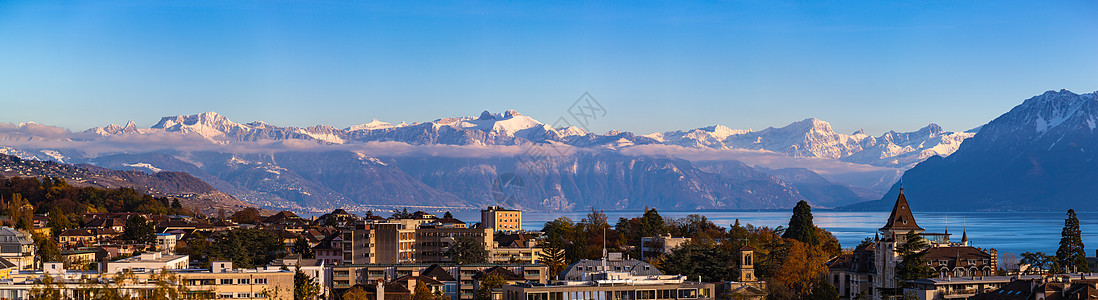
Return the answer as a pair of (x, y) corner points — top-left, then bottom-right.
(0, 153), (254, 214)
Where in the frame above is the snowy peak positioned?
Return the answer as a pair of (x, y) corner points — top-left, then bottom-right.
(346, 119), (395, 131)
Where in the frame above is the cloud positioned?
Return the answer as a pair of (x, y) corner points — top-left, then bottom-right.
(617, 143), (896, 176)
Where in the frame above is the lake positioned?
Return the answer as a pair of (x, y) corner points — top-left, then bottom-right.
(494, 210), (1098, 256)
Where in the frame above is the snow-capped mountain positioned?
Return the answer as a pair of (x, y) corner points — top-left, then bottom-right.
(650, 118), (973, 167)
(16, 106), (981, 212)
(851, 89), (1098, 211)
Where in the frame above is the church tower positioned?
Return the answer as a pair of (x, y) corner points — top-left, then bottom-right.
(873, 188), (924, 298)
(737, 246), (756, 282)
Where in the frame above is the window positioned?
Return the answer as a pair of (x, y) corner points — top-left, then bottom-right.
(679, 289), (697, 299)
(254, 278), (267, 284)
(237, 278), (250, 285)
(221, 279), (233, 285)
(637, 290), (656, 300)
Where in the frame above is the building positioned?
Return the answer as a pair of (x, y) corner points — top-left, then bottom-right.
(156, 232), (179, 254)
(59, 250), (98, 269)
(0, 227), (35, 270)
(827, 188), (999, 300)
(502, 271), (715, 300)
(343, 222), (417, 264)
(640, 234), (691, 261)
(0, 260), (294, 300)
(560, 256), (663, 281)
(58, 229), (97, 248)
(328, 263), (549, 300)
(104, 251), (189, 273)
(493, 233), (543, 264)
(968, 274), (1098, 300)
(482, 207), (522, 233)
(416, 225), (494, 263)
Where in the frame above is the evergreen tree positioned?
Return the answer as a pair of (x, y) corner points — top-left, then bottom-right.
(445, 238), (489, 264)
(537, 241), (568, 279)
(294, 269), (323, 300)
(293, 237), (314, 259)
(894, 231), (934, 292)
(782, 200), (818, 245)
(121, 215), (156, 245)
(443, 211), (454, 219)
(474, 273), (506, 300)
(1057, 209), (1088, 273)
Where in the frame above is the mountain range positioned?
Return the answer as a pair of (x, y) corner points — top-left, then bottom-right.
(0, 100), (986, 212)
(849, 89), (1098, 211)
(0, 153), (254, 213)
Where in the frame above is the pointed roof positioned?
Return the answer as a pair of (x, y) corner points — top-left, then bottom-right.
(961, 230), (968, 244)
(879, 190), (923, 232)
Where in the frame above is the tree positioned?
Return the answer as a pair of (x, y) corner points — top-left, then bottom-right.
(392, 208), (412, 219)
(729, 219), (749, 247)
(294, 269), (323, 300)
(413, 281), (434, 300)
(343, 286), (371, 300)
(770, 240), (829, 299)
(1057, 209), (1088, 273)
(32, 232), (61, 262)
(6, 193), (33, 231)
(293, 237), (314, 259)
(231, 208), (262, 224)
(1020, 251), (1056, 275)
(538, 242), (568, 279)
(121, 215), (156, 245)
(782, 201), (818, 245)
(475, 273), (506, 300)
(810, 280), (840, 300)
(148, 268), (191, 300)
(443, 211), (454, 219)
(29, 274), (63, 300)
(662, 243), (737, 282)
(895, 231), (934, 289)
(446, 237), (489, 264)
(209, 228), (285, 268)
(46, 207), (74, 237)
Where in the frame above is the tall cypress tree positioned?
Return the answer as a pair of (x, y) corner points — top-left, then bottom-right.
(783, 200), (818, 245)
(1056, 209), (1088, 273)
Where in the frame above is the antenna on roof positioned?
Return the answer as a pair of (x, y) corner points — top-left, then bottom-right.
(899, 161), (905, 192)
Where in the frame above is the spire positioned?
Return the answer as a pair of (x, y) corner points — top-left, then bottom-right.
(879, 190), (924, 232)
(961, 230), (968, 246)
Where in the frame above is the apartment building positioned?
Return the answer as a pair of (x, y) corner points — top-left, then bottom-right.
(343, 222), (417, 264)
(329, 263), (549, 300)
(502, 272), (715, 300)
(481, 207), (522, 233)
(0, 261), (293, 300)
(0, 227), (35, 270)
(417, 223), (494, 263)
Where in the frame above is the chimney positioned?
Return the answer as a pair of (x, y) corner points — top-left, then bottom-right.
(377, 280), (385, 300)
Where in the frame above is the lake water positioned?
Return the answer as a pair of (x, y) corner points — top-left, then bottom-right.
(499, 211), (1098, 256)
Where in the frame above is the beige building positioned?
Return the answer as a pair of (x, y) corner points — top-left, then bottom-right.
(344, 222), (417, 264)
(481, 207), (522, 233)
(640, 234), (691, 261)
(0, 227), (35, 270)
(329, 263), (549, 300)
(104, 251), (189, 273)
(0, 261), (293, 300)
(503, 272), (715, 300)
(417, 225), (494, 263)
(492, 234), (543, 264)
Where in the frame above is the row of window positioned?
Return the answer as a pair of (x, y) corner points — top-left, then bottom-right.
(218, 292), (262, 298)
(520, 288), (707, 300)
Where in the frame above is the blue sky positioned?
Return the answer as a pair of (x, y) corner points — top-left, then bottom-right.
(1, 1), (1096, 135)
